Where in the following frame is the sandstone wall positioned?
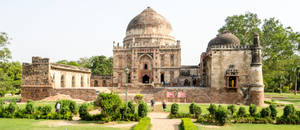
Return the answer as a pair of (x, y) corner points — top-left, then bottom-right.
(21, 87), (97, 102)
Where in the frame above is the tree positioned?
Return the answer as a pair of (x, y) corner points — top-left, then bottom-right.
(56, 60), (81, 67)
(84, 56), (113, 75)
(218, 12), (261, 45)
(0, 32), (11, 62)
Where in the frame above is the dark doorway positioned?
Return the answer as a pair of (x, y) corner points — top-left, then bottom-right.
(228, 76), (237, 88)
(160, 73), (165, 83)
(144, 64), (148, 70)
(184, 79), (190, 86)
(142, 75), (150, 83)
(94, 80), (98, 87)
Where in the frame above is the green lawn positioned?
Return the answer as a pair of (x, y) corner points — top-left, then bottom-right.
(265, 92), (300, 109)
(195, 123), (300, 130)
(0, 118), (129, 130)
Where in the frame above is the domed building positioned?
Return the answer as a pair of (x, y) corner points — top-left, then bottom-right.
(20, 7), (264, 106)
(113, 7), (184, 87)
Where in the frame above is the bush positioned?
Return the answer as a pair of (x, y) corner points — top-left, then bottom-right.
(127, 101), (135, 114)
(25, 100), (34, 114)
(132, 117), (151, 130)
(227, 104), (236, 115)
(249, 104), (257, 117)
(169, 113), (191, 119)
(171, 103), (179, 115)
(277, 104), (300, 124)
(208, 104), (217, 116)
(189, 103), (196, 114)
(269, 104), (277, 119)
(94, 93), (123, 116)
(215, 106), (228, 126)
(134, 94), (143, 103)
(180, 118), (197, 130)
(7, 102), (18, 114)
(283, 104), (296, 117)
(238, 107), (246, 117)
(138, 101), (148, 118)
(260, 107), (271, 118)
(37, 105), (52, 115)
(194, 105), (202, 118)
(79, 103), (91, 120)
(56, 100), (78, 114)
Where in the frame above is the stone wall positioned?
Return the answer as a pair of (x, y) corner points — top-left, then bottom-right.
(21, 87), (97, 102)
(90, 75), (113, 87)
(107, 87), (244, 104)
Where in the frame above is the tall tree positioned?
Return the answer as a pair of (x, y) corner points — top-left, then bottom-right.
(0, 32), (11, 62)
(218, 12), (261, 45)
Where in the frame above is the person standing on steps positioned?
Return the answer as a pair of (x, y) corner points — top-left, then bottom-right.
(162, 101), (167, 112)
(151, 99), (155, 111)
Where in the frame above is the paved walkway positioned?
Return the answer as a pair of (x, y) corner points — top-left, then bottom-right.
(148, 112), (181, 130)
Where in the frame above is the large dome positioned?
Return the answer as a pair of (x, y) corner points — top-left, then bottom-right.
(208, 31), (240, 47)
(126, 7), (173, 36)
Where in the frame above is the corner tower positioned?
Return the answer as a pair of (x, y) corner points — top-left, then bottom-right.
(249, 33), (264, 106)
(113, 7), (181, 87)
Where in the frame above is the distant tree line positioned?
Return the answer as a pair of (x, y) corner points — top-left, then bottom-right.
(56, 55), (113, 76)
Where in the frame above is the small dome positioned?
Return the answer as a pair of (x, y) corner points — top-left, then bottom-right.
(126, 7), (172, 36)
(208, 31), (240, 47)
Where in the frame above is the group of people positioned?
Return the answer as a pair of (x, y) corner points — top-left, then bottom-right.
(151, 99), (166, 111)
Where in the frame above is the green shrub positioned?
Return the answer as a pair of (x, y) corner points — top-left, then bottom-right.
(269, 104), (277, 119)
(277, 104), (300, 124)
(283, 104), (296, 117)
(171, 103), (179, 115)
(208, 104), (217, 116)
(180, 118), (197, 130)
(37, 105), (52, 115)
(94, 93), (123, 116)
(249, 104), (257, 117)
(132, 117), (151, 130)
(194, 105), (202, 118)
(7, 102), (18, 114)
(56, 100), (78, 114)
(169, 113), (191, 119)
(189, 103), (196, 114)
(134, 94), (143, 103)
(79, 103), (91, 120)
(227, 104), (236, 115)
(260, 107), (271, 118)
(127, 101), (135, 114)
(138, 101), (148, 118)
(215, 106), (228, 126)
(238, 107), (246, 117)
(25, 100), (34, 114)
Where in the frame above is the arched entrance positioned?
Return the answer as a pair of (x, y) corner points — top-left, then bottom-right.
(142, 75), (150, 83)
(138, 54), (153, 84)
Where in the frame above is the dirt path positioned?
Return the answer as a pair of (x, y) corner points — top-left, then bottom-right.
(148, 112), (181, 130)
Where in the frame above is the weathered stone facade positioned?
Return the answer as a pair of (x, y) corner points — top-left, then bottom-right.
(21, 57), (94, 101)
(90, 75), (113, 87)
(113, 7), (182, 88)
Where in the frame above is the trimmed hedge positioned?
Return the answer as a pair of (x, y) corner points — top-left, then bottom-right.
(132, 117), (151, 130)
(180, 118), (197, 130)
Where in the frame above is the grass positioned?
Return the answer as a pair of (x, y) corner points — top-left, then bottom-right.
(0, 118), (129, 130)
(0, 95), (21, 102)
(195, 123), (300, 130)
(265, 92), (300, 109)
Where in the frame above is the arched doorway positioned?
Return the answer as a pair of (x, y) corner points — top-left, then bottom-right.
(160, 73), (165, 83)
(184, 79), (190, 86)
(142, 75), (150, 83)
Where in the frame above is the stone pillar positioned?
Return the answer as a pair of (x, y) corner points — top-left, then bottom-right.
(249, 33), (264, 106)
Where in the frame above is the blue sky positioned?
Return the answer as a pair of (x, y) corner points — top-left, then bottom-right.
(1, 0), (299, 65)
